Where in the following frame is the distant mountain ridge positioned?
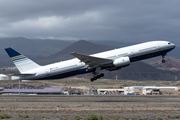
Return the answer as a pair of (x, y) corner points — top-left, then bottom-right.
(0, 37), (74, 66)
(150, 57), (180, 71)
(91, 40), (137, 48)
(0, 37), (74, 56)
(41, 40), (116, 64)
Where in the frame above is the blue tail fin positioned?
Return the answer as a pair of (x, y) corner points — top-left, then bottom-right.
(5, 48), (40, 73)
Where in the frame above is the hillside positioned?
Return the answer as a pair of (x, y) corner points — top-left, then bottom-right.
(42, 40), (116, 64)
(116, 61), (175, 80)
(77, 61), (175, 81)
(150, 57), (180, 71)
(91, 40), (137, 48)
(167, 46), (180, 59)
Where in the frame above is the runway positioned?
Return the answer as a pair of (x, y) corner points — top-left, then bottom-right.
(0, 101), (180, 103)
(0, 95), (180, 103)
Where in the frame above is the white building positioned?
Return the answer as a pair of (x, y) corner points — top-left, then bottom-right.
(124, 86), (178, 95)
(124, 86), (155, 95)
(97, 89), (124, 95)
(143, 86), (178, 95)
(0, 74), (9, 80)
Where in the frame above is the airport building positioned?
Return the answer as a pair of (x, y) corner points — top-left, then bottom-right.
(143, 87), (178, 95)
(0, 87), (62, 95)
(124, 86), (179, 95)
(97, 89), (124, 95)
(124, 86), (155, 95)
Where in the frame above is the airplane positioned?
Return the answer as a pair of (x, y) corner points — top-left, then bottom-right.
(5, 41), (175, 82)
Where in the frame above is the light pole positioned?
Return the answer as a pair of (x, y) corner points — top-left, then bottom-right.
(175, 75), (178, 81)
(116, 74), (118, 80)
(19, 80), (20, 95)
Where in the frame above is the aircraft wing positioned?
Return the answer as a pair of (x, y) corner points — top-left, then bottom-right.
(70, 52), (113, 67)
(9, 73), (35, 77)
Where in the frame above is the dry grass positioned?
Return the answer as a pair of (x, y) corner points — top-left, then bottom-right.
(0, 96), (179, 119)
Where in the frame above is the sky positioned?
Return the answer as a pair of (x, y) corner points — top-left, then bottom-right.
(0, 0), (180, 45)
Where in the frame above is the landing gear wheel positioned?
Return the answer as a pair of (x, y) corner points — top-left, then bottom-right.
(162, 54), (167, 63)
(162, 59), (166, 63)
(90, 77), (97, 82)
(100, 73), (104, 77)
(90, 79), (94, 82)
(90, 73), (104, 82)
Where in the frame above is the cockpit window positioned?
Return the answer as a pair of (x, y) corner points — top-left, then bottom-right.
(168, 42), (171, 45)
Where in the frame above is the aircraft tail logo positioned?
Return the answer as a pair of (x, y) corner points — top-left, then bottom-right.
(5, 48), (40, 73)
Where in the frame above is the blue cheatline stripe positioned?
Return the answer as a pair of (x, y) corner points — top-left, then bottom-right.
(5, 48), (22, 58)
(34, 68), (89, 80)
(34, 66), (89, 80)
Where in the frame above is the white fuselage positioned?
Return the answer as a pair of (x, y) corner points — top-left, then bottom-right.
(12, 41), (175, 80)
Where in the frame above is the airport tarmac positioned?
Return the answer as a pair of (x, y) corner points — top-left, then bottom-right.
(0, 95), (179, 102)
(0, 95), (180, 101)
(0, 95), (180, 120)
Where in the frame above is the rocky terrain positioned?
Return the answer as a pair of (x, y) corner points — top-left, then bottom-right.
(150, 57), (180, 71)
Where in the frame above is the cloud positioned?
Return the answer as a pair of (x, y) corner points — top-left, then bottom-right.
(0, 0), (180, 44)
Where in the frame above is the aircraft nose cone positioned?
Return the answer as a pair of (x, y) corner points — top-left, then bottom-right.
(171, 43), (176, 48)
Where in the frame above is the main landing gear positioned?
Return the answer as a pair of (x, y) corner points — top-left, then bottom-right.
(90, 73), (104, 82)
(90, 66), (104, 82)
(162, 54), (166, 63)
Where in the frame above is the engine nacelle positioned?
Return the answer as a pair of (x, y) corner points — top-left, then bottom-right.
(113, 57), (130, 67)
(107, 57), (130, 71)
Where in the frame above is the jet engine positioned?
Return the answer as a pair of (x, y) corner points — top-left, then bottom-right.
(107, 57), (130, 71)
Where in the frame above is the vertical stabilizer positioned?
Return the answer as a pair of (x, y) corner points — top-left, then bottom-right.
(5, 48), (40, 73)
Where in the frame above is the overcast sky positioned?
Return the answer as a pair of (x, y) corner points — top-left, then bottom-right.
(0, 0), (180, 45)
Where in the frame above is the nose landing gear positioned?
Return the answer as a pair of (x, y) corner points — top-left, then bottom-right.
(162, 59), (166, 63)
(162, 54), (167, 63)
